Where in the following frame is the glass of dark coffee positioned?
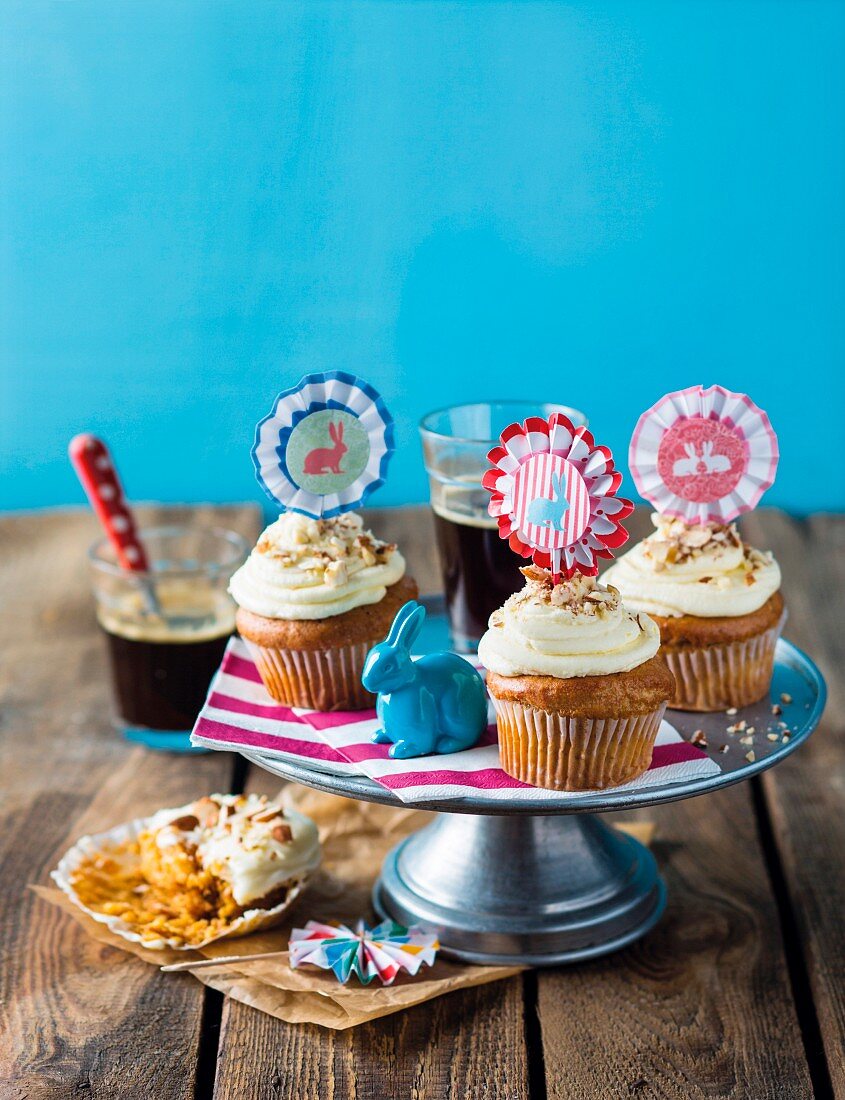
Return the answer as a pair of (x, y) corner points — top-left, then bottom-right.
(420, 401), (588, 651)
(88, 525), (248, 751)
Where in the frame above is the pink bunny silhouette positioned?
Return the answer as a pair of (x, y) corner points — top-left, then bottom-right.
(303, 420), (347, 475)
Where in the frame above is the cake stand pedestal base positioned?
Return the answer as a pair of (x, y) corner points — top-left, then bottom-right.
(372, 811), (666, 965)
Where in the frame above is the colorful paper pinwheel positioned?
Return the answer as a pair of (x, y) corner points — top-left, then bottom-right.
(289, 919), (440, 985)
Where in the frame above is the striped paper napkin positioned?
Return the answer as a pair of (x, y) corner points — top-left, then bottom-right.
(192, 638), (721, 804)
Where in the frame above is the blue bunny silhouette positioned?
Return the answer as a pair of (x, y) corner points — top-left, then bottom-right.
(361, 601), (488, 759)
(526, 470), (569, 530)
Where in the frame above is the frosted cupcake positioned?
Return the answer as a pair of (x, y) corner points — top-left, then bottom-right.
(479, 567), (675, 791)
(230, 511), (418, 710)
(603, 515), (784, 711)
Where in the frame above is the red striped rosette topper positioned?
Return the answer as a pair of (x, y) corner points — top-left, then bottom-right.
(628, 384), (779, 525)
(483, 414), (633, 581)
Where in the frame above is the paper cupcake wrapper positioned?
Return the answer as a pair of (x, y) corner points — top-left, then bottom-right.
(52, 815), (315, 952)
(663, 614), (786, 712)
(243, 637), (374, 711)
(490, 698), (667, 791)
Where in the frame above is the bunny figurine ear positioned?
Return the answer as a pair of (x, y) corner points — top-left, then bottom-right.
(629, 384), (778, 524)
(393, 602), (426, 651)
(385, 601), (418, 645)
(252, 371), (394, 518)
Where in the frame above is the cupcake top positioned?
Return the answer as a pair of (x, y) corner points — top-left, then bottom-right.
(477, 566), (660, 679)
(147, 794), (321, 906)
(229, 511), (406, 620)
(602, 514), (781, 619)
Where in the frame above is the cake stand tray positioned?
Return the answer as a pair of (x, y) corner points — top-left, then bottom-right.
(243, 639), (825, 965)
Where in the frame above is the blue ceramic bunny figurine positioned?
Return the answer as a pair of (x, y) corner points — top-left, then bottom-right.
(361, 601), (488, 759)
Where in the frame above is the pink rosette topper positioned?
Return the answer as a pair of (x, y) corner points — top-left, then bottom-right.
(629, 384), (778, 525)
(483, 414), (633, 582)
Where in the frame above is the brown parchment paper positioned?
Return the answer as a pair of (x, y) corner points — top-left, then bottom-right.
(33, 786), (654, 1030)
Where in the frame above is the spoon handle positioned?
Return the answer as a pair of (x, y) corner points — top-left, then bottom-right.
(69, 434), (150, 572)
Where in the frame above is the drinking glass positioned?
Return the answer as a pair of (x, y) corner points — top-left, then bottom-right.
(420, 401), (588, 651)
(88, 525), (248, 751)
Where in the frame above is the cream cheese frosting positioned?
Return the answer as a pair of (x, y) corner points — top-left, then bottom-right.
(478, 567), (660, 679)
(149, 794), (321, 907)
(229, 511), (406, 620)
(602, 514), (781, 618)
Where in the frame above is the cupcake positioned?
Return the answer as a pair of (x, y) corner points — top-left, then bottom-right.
(602, 514), (784, 711)
(479, 566), (675, 791)
(62, 793), (321, 948)
(229, 511), (418, 709)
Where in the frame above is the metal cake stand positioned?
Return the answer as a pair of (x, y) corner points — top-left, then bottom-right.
(244, 636), (825, 966)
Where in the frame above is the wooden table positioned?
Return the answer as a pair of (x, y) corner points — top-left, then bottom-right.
(2, 504), (843, 1100)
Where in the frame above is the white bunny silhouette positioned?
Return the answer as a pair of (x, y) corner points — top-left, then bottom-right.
(672, 441), (731, 478)
(672, 443), (702, 477)
(701, 440), (730, 473)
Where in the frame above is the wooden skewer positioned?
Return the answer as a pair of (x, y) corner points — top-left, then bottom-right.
(161, 949), (288, 973)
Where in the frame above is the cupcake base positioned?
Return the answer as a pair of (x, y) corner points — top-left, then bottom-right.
(491, 698), (667, 791)
(661, 615), (785, 711)
(244, 637), (374, 711)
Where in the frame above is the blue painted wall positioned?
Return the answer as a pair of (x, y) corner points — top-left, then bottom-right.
(2, 0), (843, 515)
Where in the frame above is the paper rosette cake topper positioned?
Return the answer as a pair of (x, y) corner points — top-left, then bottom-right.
(289, 919), (440, 985)
(629, 384), (778, 525)
(252, 371), (394, 518)
(483, 414), (633, 580)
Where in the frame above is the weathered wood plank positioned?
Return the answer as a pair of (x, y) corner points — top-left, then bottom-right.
(742, 509), (845, 1098)
(0, 505), (260, 1100)
(537, 787), (814, 1099)
(210, 767), (530, 1100)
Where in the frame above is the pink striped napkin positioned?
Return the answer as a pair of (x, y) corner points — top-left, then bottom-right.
(193, 638), (721, 804)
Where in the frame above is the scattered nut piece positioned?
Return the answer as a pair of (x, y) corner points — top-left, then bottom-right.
(719, 744), (730, 753)
(726, 707), (738, 716)
(739, 735), (754, 746)
(780, 692), (793, 705)
(771, 704), (782, 716)
(745, 750), (756, 762)
(690, 729), (707, 747)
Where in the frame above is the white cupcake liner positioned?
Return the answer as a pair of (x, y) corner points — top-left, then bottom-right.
(490, 697), (667, 791)
(243, 637), (374, 711)
(52, 814), (316, 951)
(664, 613), (786, 712)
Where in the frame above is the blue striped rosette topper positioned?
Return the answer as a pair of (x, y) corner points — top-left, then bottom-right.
(252, 371), (395, 518)
(483, 413), (634, 582)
